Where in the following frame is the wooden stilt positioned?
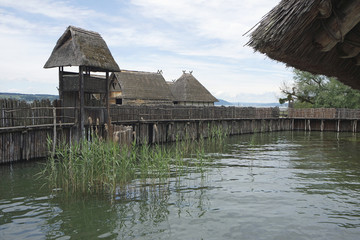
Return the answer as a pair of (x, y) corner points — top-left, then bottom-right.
(79, 66), (85, 140)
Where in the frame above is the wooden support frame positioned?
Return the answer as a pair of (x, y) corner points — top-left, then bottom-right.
(337, 24), (360, 58)
(314, 0), (360, 52)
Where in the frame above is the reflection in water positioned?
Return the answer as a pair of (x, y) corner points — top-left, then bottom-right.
(1, 132), (360, 239)
(0, 161), (212, 240)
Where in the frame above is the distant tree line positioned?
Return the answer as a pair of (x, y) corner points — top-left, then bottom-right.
(0, 93), (58, 102)
(279, 69), (360, 109)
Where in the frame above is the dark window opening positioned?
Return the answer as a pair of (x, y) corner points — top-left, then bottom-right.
(116, 98), (123, 105)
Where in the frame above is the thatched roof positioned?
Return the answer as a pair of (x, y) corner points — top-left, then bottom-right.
(110, 70), (174, 101)
(247, 0), (360, 90)
(169, 72), (218, 103)
(44, 26), (120, 72)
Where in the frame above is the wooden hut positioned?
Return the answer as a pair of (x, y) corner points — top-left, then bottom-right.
(44, 26), (120, 139)
(109, 70), (174, 105)
(169, 72), (218, 106)
(247, 0), (360, 90)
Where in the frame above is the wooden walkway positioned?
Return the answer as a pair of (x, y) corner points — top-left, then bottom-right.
(1, 99), (360, 164)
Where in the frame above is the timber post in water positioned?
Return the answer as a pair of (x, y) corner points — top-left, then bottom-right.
(43, 26), (120, 140)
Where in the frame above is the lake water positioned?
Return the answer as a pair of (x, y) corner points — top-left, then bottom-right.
(1, 131), (360, 239)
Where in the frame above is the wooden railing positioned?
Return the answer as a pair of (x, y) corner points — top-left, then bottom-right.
(110, 105), (280, 122)
(288, 108), (360, 119)
(0, 99), (77, 128)
(2, 98), (360, 129)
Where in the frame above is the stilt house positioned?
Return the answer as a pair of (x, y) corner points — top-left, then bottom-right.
(109, 70), (174, 105)
(44, 26), (120, 139)
(247, 0), (360, 90)
(168, 72), (218, 106)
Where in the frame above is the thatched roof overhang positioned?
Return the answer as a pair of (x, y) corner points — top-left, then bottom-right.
(170, 73), (218, 103)
(44, 26), (120, 72)
(111, 71), (174, 101)
(247, 0), (360, 90)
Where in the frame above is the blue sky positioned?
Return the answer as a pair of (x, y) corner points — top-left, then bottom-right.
(0, 0), (292, 103)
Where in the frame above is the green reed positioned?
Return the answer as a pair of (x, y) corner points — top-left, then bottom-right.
(208, 123), (228, 141)
(41, 132), (219, 196)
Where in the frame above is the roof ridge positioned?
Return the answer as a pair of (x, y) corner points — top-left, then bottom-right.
(120, 69), (160, 75)
(69, 26), (100, 36)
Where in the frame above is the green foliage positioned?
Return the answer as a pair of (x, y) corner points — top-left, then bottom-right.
(0, 92), (58, 102)
(279, 69), (360, 109)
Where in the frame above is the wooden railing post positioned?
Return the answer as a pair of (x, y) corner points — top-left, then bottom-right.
(52, 106), (57, 157)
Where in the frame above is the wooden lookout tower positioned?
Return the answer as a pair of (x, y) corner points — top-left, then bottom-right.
(44, 26), (120, 139)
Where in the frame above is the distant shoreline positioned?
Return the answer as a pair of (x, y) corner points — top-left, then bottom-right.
(0, 92), (287, 107)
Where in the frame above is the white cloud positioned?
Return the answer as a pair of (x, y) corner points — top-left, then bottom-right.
(0, 0), (290, 102)
(108, 0), (281, 63)
(0, 0), (95, 21)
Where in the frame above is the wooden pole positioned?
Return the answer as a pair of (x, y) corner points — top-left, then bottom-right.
(105, 71), (111, 139)
(79, 66), (85, 140)
(355, 120), (358, 133)
(58, 66), (64, 123)
(59, 67), (63, 102)
(314, 0), (360, 52)
(52, 107), (57, 157)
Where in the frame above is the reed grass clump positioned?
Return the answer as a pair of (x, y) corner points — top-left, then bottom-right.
(41, 133), (214, 196)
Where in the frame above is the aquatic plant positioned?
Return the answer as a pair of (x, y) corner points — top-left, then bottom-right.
(41, 133), (215, 196)
(209, 123), (228, 140)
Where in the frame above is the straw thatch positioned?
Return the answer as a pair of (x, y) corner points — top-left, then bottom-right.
(247, 0), (360, 90)
(110, 70), (174, 104)
(44, 26), (120, 72)
(169, 72), (218, 104)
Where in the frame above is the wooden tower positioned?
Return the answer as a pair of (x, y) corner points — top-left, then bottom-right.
(44, 26), (120, 139)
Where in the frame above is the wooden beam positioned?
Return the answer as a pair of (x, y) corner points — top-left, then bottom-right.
(337, 42), (360, 58)
(337, 24), (360, 58)
(318, 0), (332, 18)
(314, 0), (360, 52)
(354, 53), (360, 66)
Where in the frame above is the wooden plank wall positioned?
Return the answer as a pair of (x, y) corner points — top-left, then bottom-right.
(129, 119), (293, 145)
(0, 99), (54, 127)
(0, 126), (74, 164)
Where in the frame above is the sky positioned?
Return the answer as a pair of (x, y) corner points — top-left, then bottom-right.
(0, 0), (293, 103)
